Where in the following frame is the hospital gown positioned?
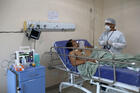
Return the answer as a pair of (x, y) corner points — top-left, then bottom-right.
(99, 30), (126, 54)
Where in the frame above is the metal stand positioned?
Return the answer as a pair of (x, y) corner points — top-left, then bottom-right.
(59, 73), (92, 93)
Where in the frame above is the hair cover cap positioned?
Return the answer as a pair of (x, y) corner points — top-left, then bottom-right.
(105, 18), (116, 25)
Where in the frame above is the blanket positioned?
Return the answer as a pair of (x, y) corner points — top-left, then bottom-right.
(77, 50), (140, 79)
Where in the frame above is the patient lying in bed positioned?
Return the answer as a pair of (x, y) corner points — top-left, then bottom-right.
(66, 39), (96, 66)
(66, 39), (98, 79)
(65, 39), (140, 79)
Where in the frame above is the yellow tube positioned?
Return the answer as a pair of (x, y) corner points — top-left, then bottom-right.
(23, 21), (27, 31)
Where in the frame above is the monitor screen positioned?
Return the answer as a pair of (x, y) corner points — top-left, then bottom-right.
(30, 29), (41, 40)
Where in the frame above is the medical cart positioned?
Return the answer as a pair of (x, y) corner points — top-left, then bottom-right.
(7, 66), (46, 93)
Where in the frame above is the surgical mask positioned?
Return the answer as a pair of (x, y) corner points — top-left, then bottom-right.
(105, 25), (111, 31)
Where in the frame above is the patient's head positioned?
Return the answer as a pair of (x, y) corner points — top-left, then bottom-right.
(66, 39), (79, 51)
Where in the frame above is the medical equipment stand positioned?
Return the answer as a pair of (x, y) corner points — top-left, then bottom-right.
(7, 66), (46, 93)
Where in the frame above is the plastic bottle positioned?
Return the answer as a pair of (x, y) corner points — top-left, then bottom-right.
(22, 56), (29, 69)
(79, 41), (85, 48)
(34, 53), (40, 66)
(79, 41), (85, 55)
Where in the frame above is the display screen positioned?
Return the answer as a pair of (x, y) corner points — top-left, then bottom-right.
(30, 29), (41, 40)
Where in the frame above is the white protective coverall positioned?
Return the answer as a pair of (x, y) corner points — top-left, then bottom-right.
(99, 30), (126, 54)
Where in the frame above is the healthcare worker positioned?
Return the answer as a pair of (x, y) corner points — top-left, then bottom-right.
(99, 18), (126, 54)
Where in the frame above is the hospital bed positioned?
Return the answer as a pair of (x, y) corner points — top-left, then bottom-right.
(49, 39), (140, 93)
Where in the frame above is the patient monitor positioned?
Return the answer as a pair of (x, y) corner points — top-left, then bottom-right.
(15, 46), (34, 65)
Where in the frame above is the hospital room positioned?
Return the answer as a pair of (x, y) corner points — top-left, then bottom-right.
(0, 0), (140, 93)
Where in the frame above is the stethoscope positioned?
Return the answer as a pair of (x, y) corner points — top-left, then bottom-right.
(104, 31), (114, 50)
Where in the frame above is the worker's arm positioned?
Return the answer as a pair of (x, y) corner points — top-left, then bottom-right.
(98, 32), (107, 46)
(112, 33), (126, 49)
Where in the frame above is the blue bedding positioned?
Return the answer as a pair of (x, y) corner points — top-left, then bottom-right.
(54, 39), (140, 87)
